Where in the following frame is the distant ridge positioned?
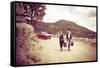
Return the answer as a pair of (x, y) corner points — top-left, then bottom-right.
(44, 19), (96, 39)
(17, 19), (96, 39)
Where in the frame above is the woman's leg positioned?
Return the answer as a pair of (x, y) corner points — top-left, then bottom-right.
(60, 42), (63, 51)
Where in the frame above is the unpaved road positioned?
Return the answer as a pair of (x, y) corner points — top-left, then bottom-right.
(37, 37), (96, 64)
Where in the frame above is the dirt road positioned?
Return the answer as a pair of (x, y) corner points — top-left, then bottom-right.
(37, 37), (96, 64)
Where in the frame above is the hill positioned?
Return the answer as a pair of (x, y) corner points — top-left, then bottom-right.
(44, 19), (96, 39)
(16, 19), (96, 39)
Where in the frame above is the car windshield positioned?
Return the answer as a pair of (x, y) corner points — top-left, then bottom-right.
(41, 32), (48, 34)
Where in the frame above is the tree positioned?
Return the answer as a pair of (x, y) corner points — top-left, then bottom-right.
(16, 3), (46, 23)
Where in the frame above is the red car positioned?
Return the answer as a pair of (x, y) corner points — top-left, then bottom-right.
(36, 32), (51, 39)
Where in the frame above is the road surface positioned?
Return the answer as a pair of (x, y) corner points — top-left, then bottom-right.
(37, 37), (96, 64)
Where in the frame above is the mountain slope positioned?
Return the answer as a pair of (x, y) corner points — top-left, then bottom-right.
(44, 19), (96, 39)
(18, 19), (96, 39)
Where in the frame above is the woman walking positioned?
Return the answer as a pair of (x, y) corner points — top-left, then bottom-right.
(59, 32), (64, 51)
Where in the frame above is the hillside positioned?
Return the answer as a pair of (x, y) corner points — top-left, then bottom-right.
(16, 19), (96, 39)
(44, 19), (96, 39)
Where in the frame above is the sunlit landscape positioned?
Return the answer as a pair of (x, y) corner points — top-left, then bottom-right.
(15, 2), (97, 65)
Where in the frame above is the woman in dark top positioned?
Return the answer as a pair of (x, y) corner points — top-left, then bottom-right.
(59, 32), (64, 51)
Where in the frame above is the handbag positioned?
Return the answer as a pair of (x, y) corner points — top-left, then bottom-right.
(71, 40), (74, 46)
(64, 42), (67, 47)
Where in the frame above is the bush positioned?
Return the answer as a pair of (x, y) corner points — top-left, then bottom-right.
(16, 23), (42, 65)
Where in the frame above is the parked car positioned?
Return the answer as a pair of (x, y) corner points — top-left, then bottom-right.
(36, 32), (51, 39)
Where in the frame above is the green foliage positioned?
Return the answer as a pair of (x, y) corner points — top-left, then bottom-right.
(32, 45), (43, 51)
(31, 37), (39, 42)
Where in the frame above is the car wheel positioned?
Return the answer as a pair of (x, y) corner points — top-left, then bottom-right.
(48, 36), (51, 39)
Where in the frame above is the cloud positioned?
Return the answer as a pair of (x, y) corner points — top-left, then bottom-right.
(88, 8), (96, 17)
(43, 5), (97, 32)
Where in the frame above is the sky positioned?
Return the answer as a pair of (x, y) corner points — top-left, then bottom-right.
(43, 5), (97, 32)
